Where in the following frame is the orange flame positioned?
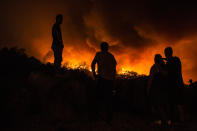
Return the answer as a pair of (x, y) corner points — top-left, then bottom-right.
(30, 37), (196, 84)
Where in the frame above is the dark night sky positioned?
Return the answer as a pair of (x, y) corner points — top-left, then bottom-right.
(0, 0), (197, 82)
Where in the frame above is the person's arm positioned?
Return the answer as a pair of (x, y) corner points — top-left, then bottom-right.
(56, 29), (63, 44)
(53, 25), (63, 44)
(176, 57), (184, 88)
(91, 54), (98, 78)
(147, 66), (155, 96)
(156, 64), (168, 76)
(56, 29), (64, 49)
(113, 56), (117, 74)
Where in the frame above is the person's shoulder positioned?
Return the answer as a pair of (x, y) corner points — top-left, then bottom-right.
(151, 64), (156, 70)
(173, 56), (181, 63)
(95, 52), (101, 58)
(150, 64), (156, 73)
(52, 24), (56, 29)
(96, 51), (101, 55)
(53, 23), (56, 27)
(53, 23), (59, 28)
(107, 52), (115, 57)
(173, 56), (180, 60)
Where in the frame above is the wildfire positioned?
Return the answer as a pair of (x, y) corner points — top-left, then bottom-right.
(40, 44), (154, 77)
(63, 62), (89, 70)
(31, 38), (195, 83)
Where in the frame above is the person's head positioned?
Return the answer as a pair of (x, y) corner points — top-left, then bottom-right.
(154, 54), (163, 65)
(164, 47), (173, 59)
(56, 14), (63, 24)
(100, 42), (109, 52)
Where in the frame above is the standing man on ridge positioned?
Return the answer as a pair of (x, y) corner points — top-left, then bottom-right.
(51, 14), (64, 69)
(91, 42), (117, 125)
(164, 47), (185, 123)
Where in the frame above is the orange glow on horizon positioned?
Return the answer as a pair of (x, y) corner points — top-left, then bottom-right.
(30, 36), (197, 84)
(34, 41), (162, 77)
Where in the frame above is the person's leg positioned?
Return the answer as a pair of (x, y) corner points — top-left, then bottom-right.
(59, 47), (63, 66)
(177, 89), (185, 122)
(177, 104), (185, 122)
(56, 47), (63, 69)
(158, 105), (168, 126)
(168, 88), (177, 123)
(89, 78), (103, 121)
(105, 80), (113, 124)
(53, 47), (58, 68)
(152, 105), (162, 126)
(165, 103), (172, 126)
(169, 103), (175, 122)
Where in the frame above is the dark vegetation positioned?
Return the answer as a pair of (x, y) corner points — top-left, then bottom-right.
(0, 47), (197, 131)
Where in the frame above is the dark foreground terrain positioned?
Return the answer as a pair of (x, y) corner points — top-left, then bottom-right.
(1, 47), (197, 131)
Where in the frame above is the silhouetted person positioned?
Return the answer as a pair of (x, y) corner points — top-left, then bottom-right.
(189, 79), (193, 86)
(189, 79), (197, 88)
(91, 42), (117, 125)
(164, 47), (185, 122)
(147, 54), (169, 126)
(51, 14), (64, 69)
